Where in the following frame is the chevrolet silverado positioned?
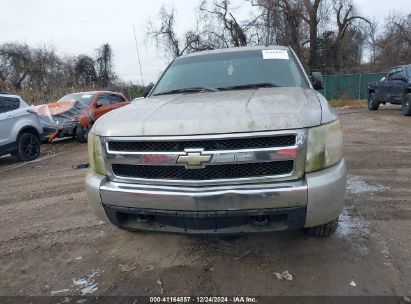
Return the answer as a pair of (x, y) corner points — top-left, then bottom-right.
(86, 46), (347, 237)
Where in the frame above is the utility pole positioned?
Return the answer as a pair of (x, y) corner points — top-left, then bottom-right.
(133, 25), (145, 87)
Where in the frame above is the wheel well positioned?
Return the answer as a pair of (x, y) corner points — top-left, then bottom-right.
(17, 126), (40, 140)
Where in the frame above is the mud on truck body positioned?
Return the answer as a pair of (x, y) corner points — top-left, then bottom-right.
(86, 46), (347, 237)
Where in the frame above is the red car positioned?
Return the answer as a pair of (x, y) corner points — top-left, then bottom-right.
(35, 91), (129, 142)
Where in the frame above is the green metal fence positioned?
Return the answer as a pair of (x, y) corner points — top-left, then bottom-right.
(321, 72), (386, 100)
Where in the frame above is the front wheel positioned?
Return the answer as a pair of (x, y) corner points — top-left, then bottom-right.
(368, 93), (379, 111)
(305, 218), (339, 237)
(76, 125), (91, 143)
(402, 93), (411, 116)
(16, 133), (41, 161)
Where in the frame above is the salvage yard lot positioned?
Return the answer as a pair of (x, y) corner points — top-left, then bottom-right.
(0, 106), (410, 297)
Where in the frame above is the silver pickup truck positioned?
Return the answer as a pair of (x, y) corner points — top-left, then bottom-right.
(86, 46), (346, 237)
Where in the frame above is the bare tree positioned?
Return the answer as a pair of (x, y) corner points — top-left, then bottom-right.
(0, 42), (142, 103)
(0, 43), (32, 90)
(299, 0), (331, 70)
(329, 0), (370, 69)
(374, 13), (411, 68)
(199, 0), (248, 47)
(367, 19), (379, 64)
(146, 5), (212, 60)
(96, 43), (114, 87)
(249, 0), (308, 60)
(75, 55), (97, 86)
(147, 6), (182, 59)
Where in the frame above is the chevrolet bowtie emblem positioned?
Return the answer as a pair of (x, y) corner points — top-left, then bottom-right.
(177, 149), (212, 168)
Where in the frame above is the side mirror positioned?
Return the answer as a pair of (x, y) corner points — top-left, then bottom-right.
(95, 101), (103, 108)
(143, 83), (155, 98)
(311, 72), (324, 90)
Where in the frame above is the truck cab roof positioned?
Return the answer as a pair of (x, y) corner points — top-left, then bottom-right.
(180, 45), (290, 59)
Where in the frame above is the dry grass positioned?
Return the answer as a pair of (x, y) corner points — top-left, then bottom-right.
(5, 84), (143, 105)
(329, 99), (367, 109)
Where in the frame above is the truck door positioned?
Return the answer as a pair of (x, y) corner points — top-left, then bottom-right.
(381, 69), (397, 102)
(388, 67), (407, 103)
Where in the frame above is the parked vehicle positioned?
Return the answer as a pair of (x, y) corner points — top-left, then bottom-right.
(367, 65), (411, 115)
(86, 46), (346, 237)
(0, 93), (43, 161)
(35, 91), (129, 143)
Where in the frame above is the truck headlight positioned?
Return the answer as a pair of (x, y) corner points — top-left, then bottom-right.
(305, 120), (343, 173)
(88, 132), (107, 176)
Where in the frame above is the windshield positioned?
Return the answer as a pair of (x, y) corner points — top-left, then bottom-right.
(406, 66), (411, 77)
(153, 49), (309, 96)
(58, 93), (95, 105)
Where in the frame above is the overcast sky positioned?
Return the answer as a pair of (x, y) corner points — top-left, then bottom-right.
(0, 0), (410, 84)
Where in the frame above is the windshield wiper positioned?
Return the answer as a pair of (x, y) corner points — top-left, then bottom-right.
(217, 82), (279, 91)
(153, 86), (218, 96)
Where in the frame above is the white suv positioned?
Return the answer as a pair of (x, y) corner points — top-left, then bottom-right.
(0, 93), (43, 161)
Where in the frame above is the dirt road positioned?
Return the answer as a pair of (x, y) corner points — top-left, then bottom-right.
(0, 105), (410, 298)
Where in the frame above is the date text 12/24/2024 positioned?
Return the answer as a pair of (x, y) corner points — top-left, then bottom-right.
(150, 297), (258, 303)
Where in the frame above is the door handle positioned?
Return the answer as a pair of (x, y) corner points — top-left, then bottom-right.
(7, 115), (13, 119)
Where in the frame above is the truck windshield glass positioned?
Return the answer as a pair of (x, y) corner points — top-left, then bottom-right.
(153, 49), (308, 96)
(58, 93), (95, 105)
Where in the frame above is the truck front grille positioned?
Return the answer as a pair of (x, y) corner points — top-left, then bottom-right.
(104, 131), (306, 185)
(112, 161), (294, 180)
(108, 135), (296, 152)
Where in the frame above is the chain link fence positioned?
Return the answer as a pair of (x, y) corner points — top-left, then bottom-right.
(321, 72), (387, 100)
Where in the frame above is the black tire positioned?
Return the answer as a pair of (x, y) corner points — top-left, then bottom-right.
(16, 133), (41, 162)
(76, 125), (90, 143)
(368, 92), (379, 111)
(402, 93), (411, 116)
(306, 218), (339, 237)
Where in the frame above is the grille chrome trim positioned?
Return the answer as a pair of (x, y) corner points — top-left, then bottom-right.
(105, 146), (298, 166)
(102, 130), (307, 186)
(107, 135), (296, 153)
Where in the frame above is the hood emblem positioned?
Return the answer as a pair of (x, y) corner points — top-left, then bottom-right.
(177, 149), (212, 168)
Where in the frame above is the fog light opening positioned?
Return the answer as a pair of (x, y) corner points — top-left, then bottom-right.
(136, 215), (153, 224)
(253, 216), (269, 226)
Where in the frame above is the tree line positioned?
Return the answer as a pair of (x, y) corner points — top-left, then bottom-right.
(1, 0), (409, 103)
(0, 43), (142, 104)
(147, 0), (411, 74)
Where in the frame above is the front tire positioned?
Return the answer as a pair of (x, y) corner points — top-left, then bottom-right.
(76, 125), (90, 143)
(402, 93), (411, 116)
(368, 93), (379, 111)
(16, 133), (41, 162)
(306, 218), (339, 237)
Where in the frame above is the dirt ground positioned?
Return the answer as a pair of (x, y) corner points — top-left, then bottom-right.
(0, 104), (410, 298)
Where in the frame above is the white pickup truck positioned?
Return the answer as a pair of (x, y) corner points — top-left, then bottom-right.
(85, 46), (346, 237)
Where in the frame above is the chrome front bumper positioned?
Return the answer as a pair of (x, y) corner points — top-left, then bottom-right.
(86, 160), (346, 234)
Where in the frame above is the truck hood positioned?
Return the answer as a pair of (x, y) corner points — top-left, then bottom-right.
(94, 87), (323, 137)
